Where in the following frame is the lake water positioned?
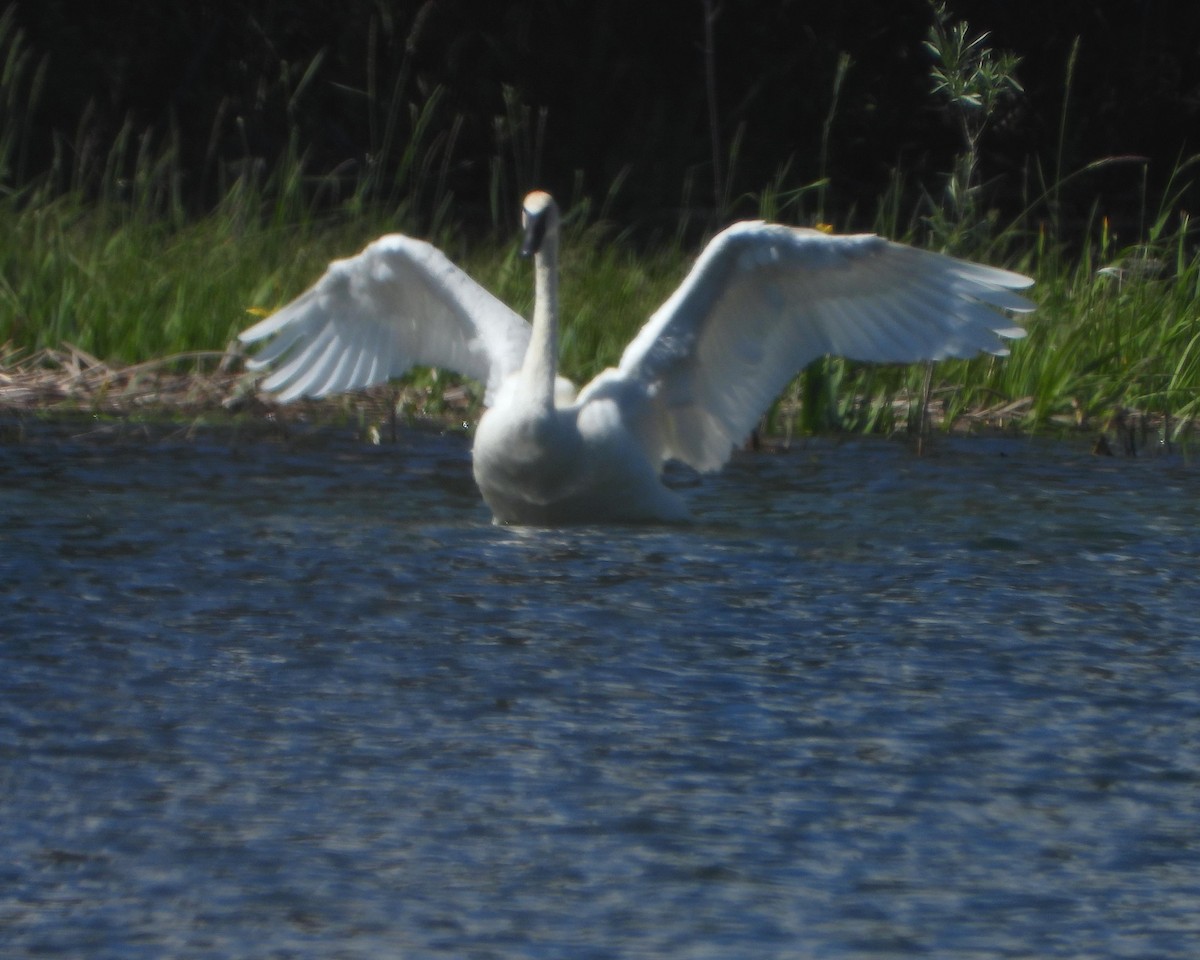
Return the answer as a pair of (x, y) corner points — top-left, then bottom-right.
(3, 419), (1199, 959)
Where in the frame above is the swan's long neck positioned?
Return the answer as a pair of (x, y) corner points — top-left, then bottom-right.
(521, 235), (559, 410)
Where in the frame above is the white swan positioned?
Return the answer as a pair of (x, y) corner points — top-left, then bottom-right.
(240, 191), (1033, 524)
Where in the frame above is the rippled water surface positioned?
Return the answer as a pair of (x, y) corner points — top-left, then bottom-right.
(3, 420), (1199, 958)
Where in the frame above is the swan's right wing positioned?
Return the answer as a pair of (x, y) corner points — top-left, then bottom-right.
(615, 222), (1033, 472)
(239, 235), (530, 404)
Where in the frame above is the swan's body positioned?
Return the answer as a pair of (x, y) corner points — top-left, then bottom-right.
(240, 191), (1033, 524)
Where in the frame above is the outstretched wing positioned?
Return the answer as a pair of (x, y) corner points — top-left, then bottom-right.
(614, 222), (1034, 472)
(239, 235), (530, 404)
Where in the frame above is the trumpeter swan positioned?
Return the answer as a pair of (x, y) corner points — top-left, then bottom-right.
(240, 191), (1033, 524)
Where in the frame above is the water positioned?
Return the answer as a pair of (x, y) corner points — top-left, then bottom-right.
(3, 419), (1199, 959)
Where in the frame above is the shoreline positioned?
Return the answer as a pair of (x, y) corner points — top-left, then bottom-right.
(0, 344), (1182, 457)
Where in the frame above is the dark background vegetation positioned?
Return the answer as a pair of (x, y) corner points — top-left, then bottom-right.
(11, 0), (1200, 237)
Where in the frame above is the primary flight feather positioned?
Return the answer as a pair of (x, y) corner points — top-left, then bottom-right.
(240, 191), (1033, 524)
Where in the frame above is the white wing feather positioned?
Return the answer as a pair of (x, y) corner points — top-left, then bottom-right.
(616, 222), (1033, 472)
(239, 235), (530, 404)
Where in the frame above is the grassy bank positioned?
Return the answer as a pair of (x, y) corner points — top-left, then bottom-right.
(2, 175), (1198, 447)
(2, 176), (1199, 450)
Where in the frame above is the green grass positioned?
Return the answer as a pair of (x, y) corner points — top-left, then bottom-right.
(3, 203), (387, 362)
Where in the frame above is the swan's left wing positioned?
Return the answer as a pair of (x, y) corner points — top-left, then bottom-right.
(614, 222), (1033, 472)
(240, 235), (530, 404)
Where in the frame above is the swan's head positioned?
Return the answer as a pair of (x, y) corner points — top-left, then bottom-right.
(520, 191), (559, 259)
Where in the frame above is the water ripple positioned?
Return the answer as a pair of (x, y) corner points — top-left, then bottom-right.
(2, 425), (1199, 958)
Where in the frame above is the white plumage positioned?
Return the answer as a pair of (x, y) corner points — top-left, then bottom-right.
(240, 191), (1033, 524)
